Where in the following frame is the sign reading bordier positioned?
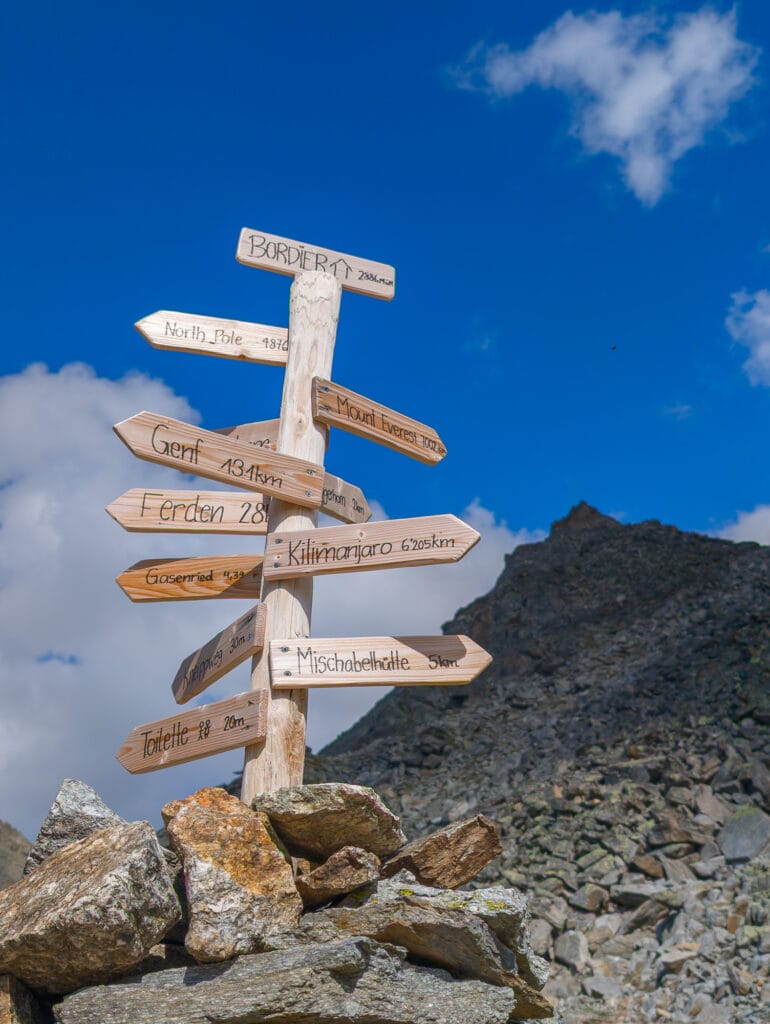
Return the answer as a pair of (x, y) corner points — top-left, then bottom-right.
(173, 605), (266, 704)
(116, 690), (268, 774)
(116, 554), (263, 602)
(236, 228), (395, 301)
(113, 412), (324, 509)
(264, 514), (479, 580)
(136, 311), (289, 366)
(270, 636), (492, 688)
(312, 378), (446, 465)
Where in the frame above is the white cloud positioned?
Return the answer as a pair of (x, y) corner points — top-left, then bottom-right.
(0, 364), (535, 839)
(718, 505), (770, 544)
(455, 7), (758, 205)
(726, 289), (770, 385)
(662, 403), (693, 420)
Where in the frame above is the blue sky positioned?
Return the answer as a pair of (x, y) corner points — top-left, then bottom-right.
(3, 1), (770, 835)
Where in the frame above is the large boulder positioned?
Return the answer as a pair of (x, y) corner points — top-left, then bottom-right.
(165, 787), (301, 962)
(0, 821), (180, 993)
(54, 937), (521, 1024)
(252, 783), (406, 859)
(24, 779), (124, 875)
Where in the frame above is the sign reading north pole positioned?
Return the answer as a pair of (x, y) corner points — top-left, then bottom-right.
(108, 227), (492, 791)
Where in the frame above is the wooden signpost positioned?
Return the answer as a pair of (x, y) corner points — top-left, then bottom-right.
(312, 378), (447, 464)
(117, 691), (268, 774)
(116, 554), (263, 602)
(270, 636), (492, 688)
(107, 489), (270, 534)
(172, 606), (266, 704)
(136, 311), (289, 365)
(263, 514), (479, 580)
(108, 226), (492, 798)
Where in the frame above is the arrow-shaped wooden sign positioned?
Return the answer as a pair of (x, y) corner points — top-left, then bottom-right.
(236, 228), (395, 301)
(263, 514), (478, 581)
(116, 690), (268, 774)
(106, 489), (270, 534)
(270, 636), (492, 688)
(116, 554), (263, 602)
(172, 605), (266, 704)
(135, 311), (289, 365)
(215, 419), (281, 450)
(113, 412), (324, 509)
(312, 378), (446, 464)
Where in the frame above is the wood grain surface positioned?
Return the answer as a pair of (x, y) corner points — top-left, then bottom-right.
(106, 488), (270, 534)
(116, 554), (263, 602)
(172, 605), (266, 704)
(135, 310), (289, 365)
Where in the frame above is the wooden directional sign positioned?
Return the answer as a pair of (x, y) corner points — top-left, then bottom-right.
(173, 605), (266, 704)
(113, 412), (324, 509)
(106, 489), (270, 534)
(116, 690), (268, 774)
(116, 554), (263, 602)
(312, 378), (446, 465)
(270, 636), (492, 688)
(135, 311), (289, 365)
(236, 228), (395, 301)
(215, 419), (281, 450)
(263, 515), (478, 581)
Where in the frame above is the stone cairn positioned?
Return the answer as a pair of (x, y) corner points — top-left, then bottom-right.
(0, 779), (554, 1024)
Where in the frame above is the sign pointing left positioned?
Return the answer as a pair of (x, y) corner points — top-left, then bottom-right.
(113, 412), (324, 509)
(135, 311), (289, 365)
(116, 554), (263, 602)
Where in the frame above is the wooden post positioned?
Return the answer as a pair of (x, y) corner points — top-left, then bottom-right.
(241, 271), (341, 802)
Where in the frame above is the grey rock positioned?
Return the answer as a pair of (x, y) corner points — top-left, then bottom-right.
(24, 778), (124, 874)
(252, 783), (406, 860)
(55, 938), (521, 1024)
(719, 807), (770, 863)
(582, 974), (623, 1000)
(371, 871), (547, 990)
(553, 930), (589, 971)
(0, 821), (180, 992)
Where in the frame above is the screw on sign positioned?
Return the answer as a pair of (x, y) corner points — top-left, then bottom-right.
(107, 228), (492, 800)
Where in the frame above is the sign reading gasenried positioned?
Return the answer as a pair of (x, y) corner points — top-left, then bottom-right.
(236, 228), (395, 301)
(116, 690), (268, 774)
(270, 636), (492, 688)
(107, 489), (270, 534)
(113, 412), (324, 509)
(312, 378), (446, 465)
(172, 605), (266, 705)
(116, 554), (263, 602)
(135, 311), (289, 365)
(264, 514), (479, 580)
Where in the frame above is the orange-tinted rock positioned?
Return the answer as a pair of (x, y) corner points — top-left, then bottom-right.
(382, 815), (502, 888)
(167, 788), (301, 962)
(296, 847), (380, 908)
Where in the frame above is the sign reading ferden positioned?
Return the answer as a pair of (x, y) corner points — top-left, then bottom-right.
(236, 229), (395, 301)
(312, 378), (447, 465)
(117, 690), (268, 774)
(135, 311), (289, 365)
(264, 514), (479, 580)
(269, 636), (492, 688)
(107, 225), (493, 793)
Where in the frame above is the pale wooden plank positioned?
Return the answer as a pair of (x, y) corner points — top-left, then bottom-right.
(172, 605), (266, 704)
(116, 554), (263, 602)
(214, 419), (281, 450)
(312, 378), (446, 464)
(116, 690), (268, 774)
(236, 228), (395, 301)
(241, 273), (342, 801)
(113, 411), (323, 508)
(106, 489), (270, 534)
(135, 311), (289, 365)
(263, 514), (478, 580)
(320, 471), (372, 524)
(270, 636), (492, 688)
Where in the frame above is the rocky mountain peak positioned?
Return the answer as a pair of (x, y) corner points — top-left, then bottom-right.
(549, 500), (621, 535)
